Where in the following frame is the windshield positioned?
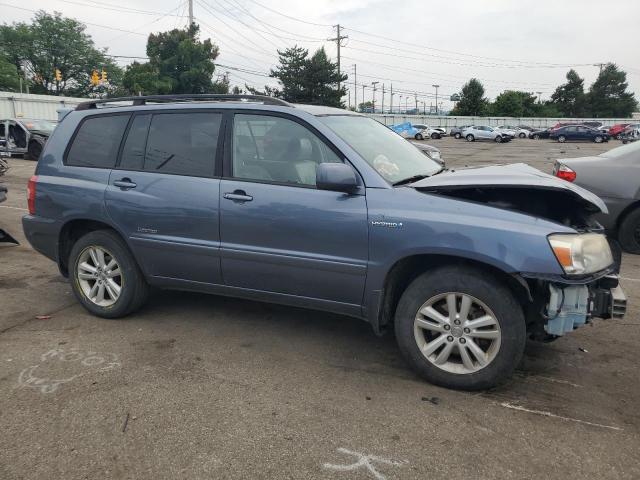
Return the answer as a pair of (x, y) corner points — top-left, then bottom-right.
(20, 119), (56, 132)
(600, 139), (640, 159)
(318, 115), (441, 183)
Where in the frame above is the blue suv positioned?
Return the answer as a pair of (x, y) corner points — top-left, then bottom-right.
(22, 95), (626, 390)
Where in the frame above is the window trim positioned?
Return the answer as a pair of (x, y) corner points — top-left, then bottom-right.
(112, 109), (226, 179)
(224, 109), (360, 190)
(63, 112), (132, 168)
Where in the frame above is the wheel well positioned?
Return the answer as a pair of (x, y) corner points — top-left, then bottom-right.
(616, 200), (640, 231)
(58, 219), (119, 276)
(377, 254), (531, 330)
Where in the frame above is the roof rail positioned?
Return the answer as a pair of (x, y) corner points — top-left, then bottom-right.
(75, 94), (291, 111)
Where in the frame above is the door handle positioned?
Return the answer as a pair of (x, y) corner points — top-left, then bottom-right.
(114, 178), (137, 190)
(223, 190), (253, 202)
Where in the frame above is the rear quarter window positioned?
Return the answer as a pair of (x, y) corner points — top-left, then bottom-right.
(66, 115), (130, 168)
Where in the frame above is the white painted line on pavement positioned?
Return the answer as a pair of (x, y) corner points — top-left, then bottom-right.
(620, 277), (640, 282)
(0, 205), (28, 211)
(500, 402), (623, 431)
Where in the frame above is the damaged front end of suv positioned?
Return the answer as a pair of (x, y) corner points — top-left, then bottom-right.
(408, 163), (627, 342)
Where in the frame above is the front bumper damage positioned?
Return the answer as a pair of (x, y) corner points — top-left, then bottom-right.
(522, 272), (627, 340)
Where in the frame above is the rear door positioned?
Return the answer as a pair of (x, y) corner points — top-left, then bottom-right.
(218, 112), (369, 308)
(105, 111), (224, 284)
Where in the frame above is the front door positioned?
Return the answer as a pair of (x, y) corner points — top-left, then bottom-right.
(219, 112), (369, 307)
(105, 111), (224, 284)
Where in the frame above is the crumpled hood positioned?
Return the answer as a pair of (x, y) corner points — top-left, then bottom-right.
(410, 162), (607, 213)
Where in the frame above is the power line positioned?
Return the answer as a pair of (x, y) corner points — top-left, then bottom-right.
(242, 0), (333, 27)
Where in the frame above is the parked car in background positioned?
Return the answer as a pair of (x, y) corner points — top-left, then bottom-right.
(409, 141), (444, 167)
(620, 124), (640, 143)
(0, 118), (57, 160)
(582, 121), (603, 129)
(494, 126), (518, 138)
(529, 128), (551, 140)
(553, 140), (640, 253)
(450, 125), (472, 139)
(496, 125), (530, 138)
(462, 126), (512, 142)
(21, 94), (625, 390)
(517, 125), (535, 131)
(549, 125), (609, 143)
(608, 123), (630, 139)
(412, 124), (443, 139)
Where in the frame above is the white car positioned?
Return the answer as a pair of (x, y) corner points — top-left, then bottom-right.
(412, 124), (443, 140)
(462, 126), (511, 143)
(496, 125), (531, 138)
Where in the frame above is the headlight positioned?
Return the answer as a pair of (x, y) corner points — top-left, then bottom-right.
(548, 233), (613, 275)
(427, 151), (441, 161)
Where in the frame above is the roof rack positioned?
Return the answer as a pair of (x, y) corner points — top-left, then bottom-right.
(75, 94), (291, 111)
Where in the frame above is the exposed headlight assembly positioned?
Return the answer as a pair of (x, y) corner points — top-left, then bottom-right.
(427, 150), (441, 161)
(548, 233), (613, 275)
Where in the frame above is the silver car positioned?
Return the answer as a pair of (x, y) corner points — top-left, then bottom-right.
(553, 141), (640, 253)
(462, 126), (511, 143)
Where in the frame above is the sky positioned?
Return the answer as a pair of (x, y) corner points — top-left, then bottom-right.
(2, 0), (640, 111)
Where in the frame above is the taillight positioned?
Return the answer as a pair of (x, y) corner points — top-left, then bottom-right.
(555, 164), (576, 182)
(27, 175), (38, 215)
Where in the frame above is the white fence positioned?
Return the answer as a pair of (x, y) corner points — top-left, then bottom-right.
(1, 92), (638, 128)
(0, 92), (84, 121)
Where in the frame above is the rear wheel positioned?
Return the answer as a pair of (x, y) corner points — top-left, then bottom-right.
(69, 230), (149, 318)
(454, 132), (461, 139)
(619, 207), (640, 254)
(466, 134), (475, 142)
(431, 132), (440, 139)
(415, 133), (424, 140)
(558, 135), (566, 143)
(25, 141), (42, 161)
(394, 266), (526, 390)
(533, 134), (540, 140)
(519, 132), (526, 138)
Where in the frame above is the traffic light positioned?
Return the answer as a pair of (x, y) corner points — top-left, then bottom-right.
(91, 70), (100, 86)
(101, 69), (107, 83)
(55, 68), (62, 82)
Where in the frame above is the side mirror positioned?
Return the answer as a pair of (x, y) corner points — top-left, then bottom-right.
(316, 163), (359, 193)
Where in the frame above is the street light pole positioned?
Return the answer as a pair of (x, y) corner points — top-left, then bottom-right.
(432, 84), (440, 114)
(371, 81), (379, 113)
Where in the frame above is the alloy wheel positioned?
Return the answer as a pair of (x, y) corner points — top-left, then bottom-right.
(414, 292), (501, 374)
(76, 246), (122, 307)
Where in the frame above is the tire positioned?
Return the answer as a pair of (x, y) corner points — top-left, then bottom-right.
(465, 134), (475, 142)
(594, 136), (603, 143)
(494, 135), (503, 143)
(431, 132), (440, 139)
(415, 133), (424, 140)
(25, 141), (42, 161)
(519, 132), (526, 138)
(454, 133), (461, 139)
(69, 230), (149, 318)
(618, 207), (640, 254)
(558, 135), (566, 143)
(616, 134), (622, 140)
(394, 266), (526, 390)
(533, 134), (540, 140)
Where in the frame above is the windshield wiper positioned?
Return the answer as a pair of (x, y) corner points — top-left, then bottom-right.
(392, 174), (431, 186)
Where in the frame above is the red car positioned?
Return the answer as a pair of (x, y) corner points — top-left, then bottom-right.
(608, 123), (630, 139)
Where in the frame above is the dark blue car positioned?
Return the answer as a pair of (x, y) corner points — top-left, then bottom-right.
(22, 95), (626, 390)
(550, 125), (610, 143)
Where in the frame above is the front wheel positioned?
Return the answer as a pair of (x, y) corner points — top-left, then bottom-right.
(415, 133), (424, 140)
(594, 135), (603, 143)
(533, 134), (540, 140)
(619, 207), (640, 254)
(494, 135), (503, 143)
(25, 141), (42, 161)
(431, 132), (440, 139)
(465, 134), (475, 142)
(69, 230), (149, 318)
(394, 266), (526, 390)
(519, 132), (526, 138)
(454, 132), (461, 139)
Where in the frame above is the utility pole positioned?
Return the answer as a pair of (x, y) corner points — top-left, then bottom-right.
(414, 92), (418, 112)
(371, 81), (379, 113)
(328, 25), (348, 93)
(362, 84), (366, 112)
(352, 64), (357, 110)
(381, 84), (385, 114)
(432, 84), (440, 114)
(390, 84), (393, 114)
(348, 90), (351, 109)
(399, 95), (403, 113)
(593, 63), (606, 74)
(536, 91), (543, 104)
(188, 0), (194, 26)
(423, 101), (426, 115)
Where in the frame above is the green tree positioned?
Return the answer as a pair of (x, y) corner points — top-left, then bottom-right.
(550, 69), (587, 117)
(0, 11), (123, 97)
(269, 45), (308, 102)
(450, 79), (488, 116)
(123, 24), (227, 95)
(489, 90), (539, 117)
(586, 63), (637, 117)
(300, 47), (346, 107)
(358, 101), (373, 112)
(0, 56), (21, 91)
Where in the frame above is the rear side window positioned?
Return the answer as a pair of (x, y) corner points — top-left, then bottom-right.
(66, 115), (130, 168)
(143, 113), (221, 177)
(120, 114), (151, 171)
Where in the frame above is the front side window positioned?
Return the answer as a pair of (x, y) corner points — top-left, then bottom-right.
(143, 113), (221, 177)
(67, 115), (130, 168)
(319, 115), (441, 184)
(232, 114), (341, 186)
